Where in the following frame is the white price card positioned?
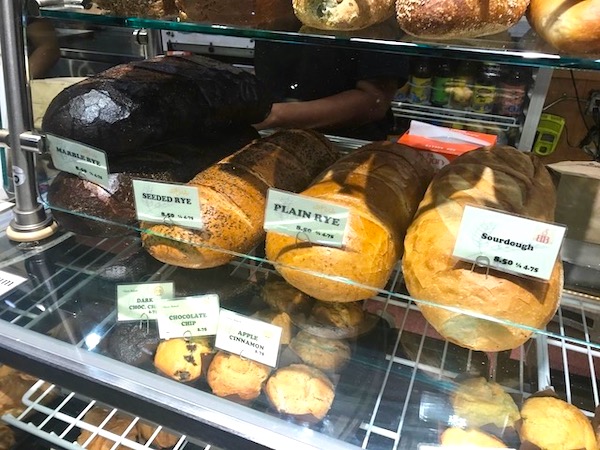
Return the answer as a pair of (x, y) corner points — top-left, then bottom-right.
(452, 205), (567, 281)
(264, 188), (349, 248)
(116, 282), (174, 322)
(0, 270), (27, 297)
(46, 134), (109, 188)
(133, 179), (202, 230)
(156, 294), (220, 340)
(215, 309), (282, 367)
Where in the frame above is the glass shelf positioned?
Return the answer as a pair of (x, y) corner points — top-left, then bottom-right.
(40, 7), (600, 70)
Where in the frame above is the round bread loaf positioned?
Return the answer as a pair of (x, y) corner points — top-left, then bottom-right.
(527, 0), (600, 54)
(518, 396), (597, 450)
(439, 427), (507, 448)
(142, 129), (338, 269)
(292, 0), (395, 30)
(402, 146), (563, 352)
(153, 337), (212, 382)
(396, 0), (529, 39)
(265, 364), (335, 420)
(207, 351), (271, 400)
(266, 141), (433, 302)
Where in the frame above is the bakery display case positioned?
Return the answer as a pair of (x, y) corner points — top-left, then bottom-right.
(2, 0), (600, 449)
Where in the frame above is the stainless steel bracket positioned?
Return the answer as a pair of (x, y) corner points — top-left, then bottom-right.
(0, 129), (44, 154)
(0, 0), (57, 241)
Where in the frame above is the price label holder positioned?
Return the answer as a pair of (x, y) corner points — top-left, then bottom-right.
(46, 134), (109, 189)
(264, 188), (349, 248)
(452, 205), (567, 281)
(132, 179), (202, 230)
(0, 270), (27, 297)
(156, 294), (220, 340)
(116, 282), (174, 322)
(215, 309), (282, 368)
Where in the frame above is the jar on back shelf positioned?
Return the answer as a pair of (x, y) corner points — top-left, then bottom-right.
(408, 57), (432, 105)
(496, 66), (530, 117)
(447, 60), (478, 110)
(471, 62), (501, 114)
(431, 60), (453, 107)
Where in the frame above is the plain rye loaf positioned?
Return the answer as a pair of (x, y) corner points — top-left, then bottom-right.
(402, 146), (563, 352)
(266, 141), (433, 302)
(141, 130), (338, 268)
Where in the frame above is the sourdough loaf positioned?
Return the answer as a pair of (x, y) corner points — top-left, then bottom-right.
(292, 0), (395, 30)
(141, 129), (338, 268)
(42, 56), (271, 157)
(266, 141), (433, 302)
(395, 0), (529, 39)
(402, 146), (563, 352)
(527, 0), (600, 54)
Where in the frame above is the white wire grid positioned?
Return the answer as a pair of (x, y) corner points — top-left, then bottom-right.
(0, 233), (598, 449)
(2, 379), (194, 450)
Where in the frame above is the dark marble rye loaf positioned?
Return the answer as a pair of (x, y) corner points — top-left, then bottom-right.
(42, 55), (272, 157)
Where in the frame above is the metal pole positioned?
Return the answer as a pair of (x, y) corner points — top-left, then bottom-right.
(0, 0), (57, 241)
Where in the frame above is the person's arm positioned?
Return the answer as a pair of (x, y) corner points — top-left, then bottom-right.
(27, 18), (60, 79)
(254, 78), (398, 131)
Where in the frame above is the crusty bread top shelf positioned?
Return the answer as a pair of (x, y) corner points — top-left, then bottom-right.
(40, 8), (600, 71)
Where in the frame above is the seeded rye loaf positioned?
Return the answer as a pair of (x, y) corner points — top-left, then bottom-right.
(141, 129), (339, 268)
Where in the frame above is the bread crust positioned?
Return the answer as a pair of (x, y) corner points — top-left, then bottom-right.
(153, 337), (212, 382)
(207, 351), (271, 400)
(266, 141), (433, 302)
(402, 146), (563, 352)
(527, 0), (600, 54)
(293, 0), (395, 30)
(176, 0), (300, 30)
(142, 130), (338, 269)
(396, 0), (529, 39)
(265, 364), (334, 420)
(440, 427), (508, 448)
